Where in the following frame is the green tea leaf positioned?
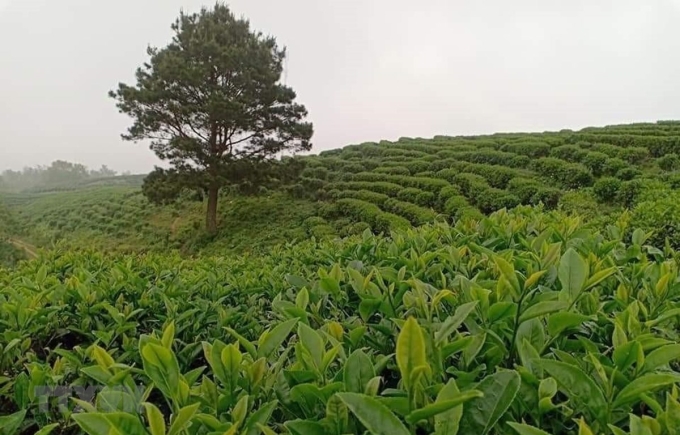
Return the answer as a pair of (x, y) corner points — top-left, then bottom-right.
(243, 400), (278, 435)
(34, 423), (60, 435)
(458, 370), (521, 435)
(519, 301), (568, 323)
(72, 412), (148, 435)
(613, 340), (642, 372)
(558, 248), (588, 303)
(0, 410), (26, 435)
(547, 312), (592, 337)
(143, 402), (166, 435)
(406, 390), (482, 424)
(167, 403), (200, 435)
(540, 360), (607, 420)
(507, 422), (552, 435)
(643, 344), (680, 373)
(298, 323), (325, 369)
(434, 379), (463, 435)
(396, 317), (428, 389)
(284, 420), (326, 435)
(613, 373), (680, 408)
(258, 318), (298, 359)
(141, 342), (180, 401)
(495, 256), (521, 299)
(344, 349), (375, 393)
(337, 392), (410, 435)
(435, 301), (478, 344)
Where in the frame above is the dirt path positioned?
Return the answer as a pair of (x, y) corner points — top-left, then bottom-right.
(9, 238), (38, 259)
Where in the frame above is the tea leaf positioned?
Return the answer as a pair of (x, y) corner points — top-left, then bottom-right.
(613, 373), (680, 408)
(72, 412), (148, 435)
(558, 248), (588, 303)
(539, 360), (607, 421)
(435, 301), (478, 344)
(434, 379), (463, 435)
(507, 422), (552, 435)
(406, 390), (482, 424)
(643, 344), (680, 373)
(344, 349), (375, 393)
(519, 301), (568, 323)
(337, 392), (410, 435)
(258, 318), (298, 359)
(458, 370), (521, 435)
(143, 402), (166, 435)
(396, 317), (428, 388)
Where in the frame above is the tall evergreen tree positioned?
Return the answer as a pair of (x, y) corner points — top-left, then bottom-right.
(110, 4), (313, 234)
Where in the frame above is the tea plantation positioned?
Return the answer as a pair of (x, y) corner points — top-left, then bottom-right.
(3, 121), (680, 434)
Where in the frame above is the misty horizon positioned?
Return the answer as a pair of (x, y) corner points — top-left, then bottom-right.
(2, 0), (679, 172)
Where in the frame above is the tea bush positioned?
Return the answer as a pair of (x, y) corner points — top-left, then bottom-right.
(4, 207), (680, 434)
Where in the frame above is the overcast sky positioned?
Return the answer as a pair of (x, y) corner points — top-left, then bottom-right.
(1, 0), (679, 173)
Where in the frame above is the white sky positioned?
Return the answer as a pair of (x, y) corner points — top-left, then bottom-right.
(1, 0), (679, 172)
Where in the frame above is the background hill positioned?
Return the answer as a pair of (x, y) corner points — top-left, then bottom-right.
(3, 120), (680, 255)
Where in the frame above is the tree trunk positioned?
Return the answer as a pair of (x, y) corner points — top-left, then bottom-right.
(206, 185), (219, 235)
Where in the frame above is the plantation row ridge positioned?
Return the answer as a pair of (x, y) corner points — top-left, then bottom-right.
(2, 3), (680, 435)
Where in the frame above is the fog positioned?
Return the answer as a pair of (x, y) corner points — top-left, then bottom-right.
(1, 0), (679, 173)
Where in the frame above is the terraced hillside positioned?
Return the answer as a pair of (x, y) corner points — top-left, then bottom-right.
(295, 121), (680, 235)
(4, 121), (680, 254)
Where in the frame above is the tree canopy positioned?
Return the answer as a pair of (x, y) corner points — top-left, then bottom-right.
(110, 3), (313, 234)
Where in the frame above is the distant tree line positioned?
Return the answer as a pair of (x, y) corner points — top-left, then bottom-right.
(0, 160), (121, 192)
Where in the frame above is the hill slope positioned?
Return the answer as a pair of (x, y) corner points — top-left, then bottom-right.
(3, 120), (680, 254)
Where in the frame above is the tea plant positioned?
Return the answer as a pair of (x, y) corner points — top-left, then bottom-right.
(2, 207), (680, 434)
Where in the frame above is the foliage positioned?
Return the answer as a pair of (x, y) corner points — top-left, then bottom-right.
(110, 4), (313, 233)
(657, 153), (680, 172)
(0, 161), (119, 193)
(593, 177), (622, 203)
(4, 207), (680, 434)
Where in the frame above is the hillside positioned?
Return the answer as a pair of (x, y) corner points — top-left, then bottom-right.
(3, 120), (680, 255)
(3, 121), (680, 433)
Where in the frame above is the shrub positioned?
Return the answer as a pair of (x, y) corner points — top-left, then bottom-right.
(616, 167), (641, 181)
(631, 191), (680, 248)
(335, 198), (410, 233)
(507, 178), (540, 204)
(582, 151), (609, 176)
(438, 185), (462, 207)
(302, 216), (328, 230)
(336, 189), (389, 206)
(550, 144), (588, 162)
(301, 166), (329, 180)
(374, 165), (411, 176)
(501, 141), (550, 158)
(341, 221), (371, 236)
(475, 189), (520, 214)
(443, 195), (472, 216)
(619, 146), (650, 164)
(451, 173), (489, 196)
(397, 187), (431, 206)
(593, 177), (622, 202)
(602, 157), (628, 176)
(457, 206), (485, 220)
(531, 187), (561, 209)
(591, 143), (621, 157)
(327, 181), (402, 196)
(383, 198), (437, 225)
(657, 153), (680, 171)
(404, 160), (432, 174)
(309, 224), (336, 239)
(507, 155), (532, 168)
(617, 179), (644, 208)
(414, 171), (435, 178)
(533, 158), (593, 189)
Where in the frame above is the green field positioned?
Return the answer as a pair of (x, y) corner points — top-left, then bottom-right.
(3, 121), (680, 434)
